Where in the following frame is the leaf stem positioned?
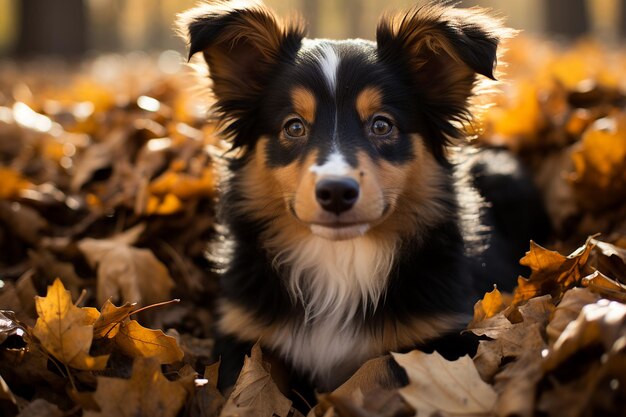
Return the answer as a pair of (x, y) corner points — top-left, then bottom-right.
(129, 299), (181, 316)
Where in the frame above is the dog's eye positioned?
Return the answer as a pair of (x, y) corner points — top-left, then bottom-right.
(284, 118), (306, 138)
(371, 117), (392, 136)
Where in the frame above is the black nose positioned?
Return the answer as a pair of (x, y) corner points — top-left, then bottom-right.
(315, 178), (360, 214)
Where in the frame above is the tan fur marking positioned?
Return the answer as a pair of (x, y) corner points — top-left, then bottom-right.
(291, 87), (317, 124)
(371, 136), (449, 240)
(355, 87), (383, 121)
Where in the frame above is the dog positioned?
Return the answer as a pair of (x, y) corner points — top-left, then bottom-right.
(178, 0), (547, 396)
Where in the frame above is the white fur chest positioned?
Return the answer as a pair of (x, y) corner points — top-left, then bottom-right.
(266, 234), (397, 388)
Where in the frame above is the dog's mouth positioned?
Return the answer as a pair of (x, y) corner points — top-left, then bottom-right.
(309, 222), (371, 240)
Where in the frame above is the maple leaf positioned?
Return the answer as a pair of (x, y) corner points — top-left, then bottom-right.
(92, 300), (135, 339)
(220, 343), (294, 417)
(512, 237), (595, 305)
(392, 350), (496, 417)
(115, 319), (184, 364)
(84, 357), (187, 417)
(32, 279), (108, 371)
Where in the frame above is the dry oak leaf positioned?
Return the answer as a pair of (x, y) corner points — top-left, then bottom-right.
(84, 357), (187, 417)
(512, 237), (595, 305)
(32, 279), (108, 370)
(77, 224), (175, 306)
(115, 319), (184, 364)
(220, 343), (294, 417)
(392, 350), (496, 417)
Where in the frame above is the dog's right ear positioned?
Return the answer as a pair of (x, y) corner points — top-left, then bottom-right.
(177, 1), (305, 145)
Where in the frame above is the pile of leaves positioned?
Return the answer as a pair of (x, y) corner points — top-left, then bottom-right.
(1, 37), (626, 417)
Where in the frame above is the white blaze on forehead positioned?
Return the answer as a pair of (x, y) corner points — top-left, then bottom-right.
(309, 152), (350, 176)
(318, 44), (340, 92)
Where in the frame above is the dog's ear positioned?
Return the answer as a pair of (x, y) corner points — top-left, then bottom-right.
(178, 1), (305, 147)
(376, 4), (512, 161)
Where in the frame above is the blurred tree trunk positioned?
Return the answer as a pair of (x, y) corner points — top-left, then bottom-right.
(15, 0), (87, 57)
(545, 0), (589, 39)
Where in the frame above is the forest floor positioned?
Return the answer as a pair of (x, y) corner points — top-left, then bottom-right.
(1, 36), (626, 417)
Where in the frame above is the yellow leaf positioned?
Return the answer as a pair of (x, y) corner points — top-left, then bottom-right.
(472, 287), (506, 323)
(84, 358), (187, 417)
(32, 279), (108, 370)
(115, 320), (183, 364)
(92, 300), (135, 339)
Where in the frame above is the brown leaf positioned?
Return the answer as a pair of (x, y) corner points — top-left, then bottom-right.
(92, 300), (135, 339)
(78, 224), (175, 306)
(512, 238), (595, 305)
(474, 322), (545, 381)
(84, 357), (187, 417)
(493, 352), (543, 417)
(114, 319), (184, 364)
(393, 350), (496, 416)
(472, 296), (552, 381)
(544, 298), (626, 372)
(32, 279), (108, 370)
(220, 343), (293, 417)
(546, 287), (600, 345)
(581, 270), (626, 302)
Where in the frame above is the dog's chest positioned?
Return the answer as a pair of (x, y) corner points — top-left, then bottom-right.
(262, 235), (397, 388)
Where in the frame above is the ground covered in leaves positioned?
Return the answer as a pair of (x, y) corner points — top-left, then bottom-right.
(1, 37), (626, 417)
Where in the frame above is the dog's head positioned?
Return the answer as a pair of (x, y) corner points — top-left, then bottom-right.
(179, 1), (509, 242)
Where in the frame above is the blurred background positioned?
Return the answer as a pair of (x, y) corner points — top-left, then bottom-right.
(0, 0), (625, 57)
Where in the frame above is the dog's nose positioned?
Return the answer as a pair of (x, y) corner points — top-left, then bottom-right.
(315, 178), (360, 214)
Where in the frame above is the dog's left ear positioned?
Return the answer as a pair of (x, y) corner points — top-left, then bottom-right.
(377, 5), (512, 161)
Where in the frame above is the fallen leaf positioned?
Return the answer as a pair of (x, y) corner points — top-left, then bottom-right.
(469, 286), (507, 328)
(92, 300), (135, 339)
(115, 319), (184, 364)
(220, 343), (293, 417)
(546, 287), (600, 345)
(78, 226), (175, 306)
(544, 298), (626, 372)
(493, 352), (543, 417)
(512, 238), (595, 305)
(581, 270), (626, 302)
(393, 350), (496, 416)
(32, 279), (108, 370)
(474, 322), (545, 381)
(84, 357), (187, 417)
